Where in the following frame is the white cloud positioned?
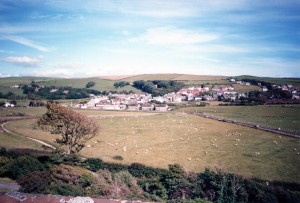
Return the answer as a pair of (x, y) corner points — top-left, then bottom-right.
(131, 26), (219, 45)
(0, 73), (13, 78)
(2, 56), (39, 67)
(1, 35), (53, 52)
(31, 68), (76, 78)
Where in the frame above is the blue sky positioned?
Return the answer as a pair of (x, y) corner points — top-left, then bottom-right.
(0, 0), (299, 78)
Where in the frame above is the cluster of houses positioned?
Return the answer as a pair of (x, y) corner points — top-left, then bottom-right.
(75, 86), (216, 111)
(75, 94), (169, 111)
(5, 80), (300, 110)
(265, 84), (300, 100)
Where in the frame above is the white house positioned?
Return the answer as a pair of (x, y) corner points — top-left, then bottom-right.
(262, 86), (268, 92)
(4, 102), (14, 107)
(127, 104), (141, 111)
(155, 104), (169, 111)
(141, 104), (154, 111)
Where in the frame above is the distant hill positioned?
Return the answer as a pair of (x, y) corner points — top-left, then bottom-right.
(1, 74), (300, 98)
(235, 75), (300, 88)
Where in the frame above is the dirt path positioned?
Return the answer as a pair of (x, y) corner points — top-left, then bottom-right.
(1, 118), (56, 150)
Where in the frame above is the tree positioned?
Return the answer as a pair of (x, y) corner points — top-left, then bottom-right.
(37, 102), (99, 154)
(86, 81), (95, 88)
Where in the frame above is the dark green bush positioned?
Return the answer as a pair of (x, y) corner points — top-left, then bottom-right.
(138, 179), (168, 200)
(128, 163), (168, 178)
(47, 181), (84, 196)
(112, 155), (124, 161)
(83, 158), (128, 172)
(83, 158), (105, 172)
(8, 155), (45, 179)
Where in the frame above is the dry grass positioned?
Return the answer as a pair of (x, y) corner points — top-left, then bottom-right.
(231, 84), (261, 91)
(0, 131), (44, 150)
(98, 75), (136, 81)
(6, 110), (300, 183)
(181, 105), (300, 132)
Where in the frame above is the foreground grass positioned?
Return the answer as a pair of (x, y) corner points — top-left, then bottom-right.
(6, 110), (300, 183)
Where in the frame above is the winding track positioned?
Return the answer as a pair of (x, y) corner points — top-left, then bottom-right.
(0, 117), (56, 150)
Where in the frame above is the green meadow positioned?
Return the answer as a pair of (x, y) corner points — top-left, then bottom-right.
(3, 107), (300, 183)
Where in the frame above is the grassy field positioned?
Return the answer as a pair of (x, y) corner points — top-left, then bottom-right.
(231, 84), (261, 92)
(180, 105), (300, 132)
(0, 76), (141, 93)
(0, 131), (44, 150)
(5, 108), (300, 183)
(123, 74), (230, 85)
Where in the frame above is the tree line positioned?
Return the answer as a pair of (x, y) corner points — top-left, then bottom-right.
(133, 80), (185, 96)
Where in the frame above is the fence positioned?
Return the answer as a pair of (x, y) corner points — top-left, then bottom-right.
(191, 112), (300, 139)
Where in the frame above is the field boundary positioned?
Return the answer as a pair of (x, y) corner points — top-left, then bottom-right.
(191, 112), (300, 139)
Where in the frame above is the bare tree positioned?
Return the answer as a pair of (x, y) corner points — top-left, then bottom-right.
(37, 102), (99, 154)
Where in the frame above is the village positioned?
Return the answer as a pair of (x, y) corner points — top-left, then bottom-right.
(74, 79), (300, 111)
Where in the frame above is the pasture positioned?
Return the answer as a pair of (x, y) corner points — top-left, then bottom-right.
(180, 105), (300, 132)
(4, 108), (300, 183)
(124, 74), (230, 85)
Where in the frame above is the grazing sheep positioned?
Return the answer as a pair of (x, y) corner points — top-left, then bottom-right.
(234, 143), (238, 146)
(204, 151), (208, 154)
(187, 158), (192, 161)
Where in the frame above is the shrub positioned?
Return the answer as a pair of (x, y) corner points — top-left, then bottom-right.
(112, 155), (123, 161)
(138, 179), (168, 200)
(47, 181), (84, 196)
(0, 156), (11, 177)
(83, 158), (105, 172)
(128, 163), (166, 178)
(51, 164), (87, 185)
(114, 171), (136, 188)
(105, 163), (128, 173)
(8, 155), (45, 179)
(79, 173), (94, 187)
(17, 171), (51, 193)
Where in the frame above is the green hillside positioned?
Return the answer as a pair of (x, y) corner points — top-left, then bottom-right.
(1, 74), (299, 98)
(123, 74), (229, 85)
(235, 75), (300, 88)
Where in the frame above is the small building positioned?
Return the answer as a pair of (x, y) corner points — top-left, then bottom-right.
(50, 88), (58, 93)
(141, 103), (154, 111)
(4, 102), (14, 107)
(262, 86), (268, 92)
(155, 104), (169, 112)
(103, 104), (121, 110)
(10, 84), (20, 88)
(127, 104), (141, 111)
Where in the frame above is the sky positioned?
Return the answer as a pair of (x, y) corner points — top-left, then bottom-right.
(0, 0), (299, 78)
